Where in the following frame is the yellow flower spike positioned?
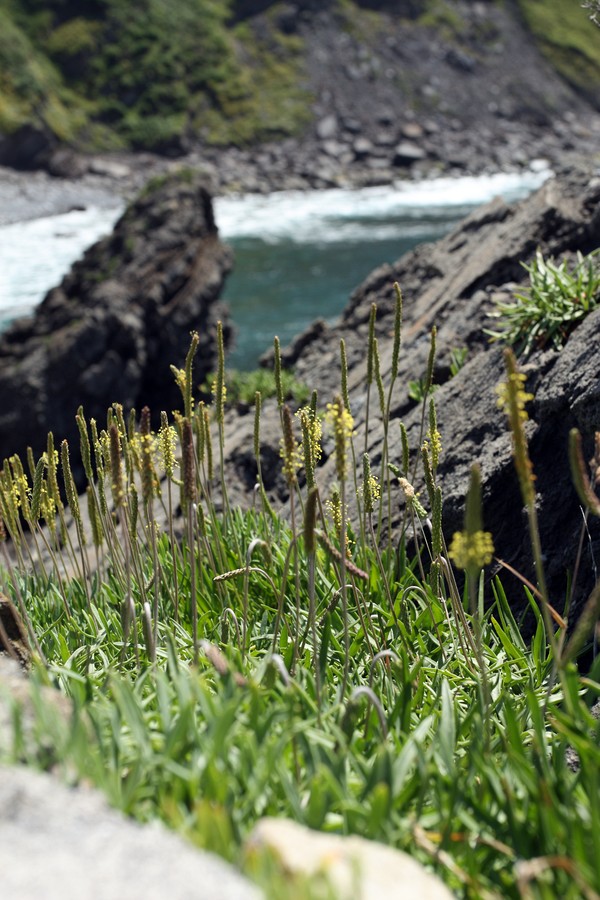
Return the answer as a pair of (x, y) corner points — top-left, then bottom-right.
(361, 453), (381, 515)
(213, 321), (227, 427)
(326, 395), (354, 483)
(428, 399), (442, 470)
(497, 348), (536, 506)
(139, 407), (158, 505)
(449, 530), (495, 572)
(181, 418), (197, 507)
(450, 463), (495, 577)
(158, 412), (177, 480)
(326, 486), (345, 537)
(109, 423), (125, 509)
(398, 477), (428, 519)
(297, 406), (323, 488)
(280, 404), (302, 488)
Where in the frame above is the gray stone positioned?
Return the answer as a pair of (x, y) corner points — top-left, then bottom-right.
(0, 766), (261, 900)
(374, 130), (398, 147)
(88, 157), (132, 179)
(401, 122), (425, 140)
(316, 115), (338, 140)
(353, 137), (374, 158)
(0, 657), (72, 758)
(248, 818), (453, 899)
(322, 139), (349, 158)
(393, 141), (427, 165)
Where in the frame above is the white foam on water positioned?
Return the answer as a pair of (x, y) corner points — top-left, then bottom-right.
(215, 165), (553, 244)
(0, 206), (122, 320)
(0, 165), (552, 326)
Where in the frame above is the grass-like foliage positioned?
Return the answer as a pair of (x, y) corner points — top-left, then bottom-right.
(201, 366), (310, 408)
(488, 247), (600, 356)
(1, 296), (600, 898)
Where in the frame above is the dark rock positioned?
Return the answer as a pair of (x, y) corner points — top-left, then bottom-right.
(0, 124), (55, 170)
(342, 118), (362, 134)
(272, 2), (301, 33)
(376, 107), (396, 126)
(0, 172), (233, 481)
(0, 596), (31, 669)
(46, 147), (89, 179)
(445, 47), (477, 73)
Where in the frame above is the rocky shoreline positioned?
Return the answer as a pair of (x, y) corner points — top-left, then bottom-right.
(2, 102), (600, 228)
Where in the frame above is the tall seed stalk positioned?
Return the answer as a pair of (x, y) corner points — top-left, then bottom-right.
(182, 417), (199, 666)
(327, 395), (353, 699)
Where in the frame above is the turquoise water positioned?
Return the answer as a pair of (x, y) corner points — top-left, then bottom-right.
(216, 170), (551, 369)
(223, 219), (454, 369)
(0, 168), (551, 371)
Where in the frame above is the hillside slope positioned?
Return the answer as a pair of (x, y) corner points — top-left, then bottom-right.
(0, 0), (599, 172)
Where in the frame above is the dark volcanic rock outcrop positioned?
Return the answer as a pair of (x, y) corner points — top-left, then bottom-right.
(0, 172), (232, 475)
(230, 166), (600, 621)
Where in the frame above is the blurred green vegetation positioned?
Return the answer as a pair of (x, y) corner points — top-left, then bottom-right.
(0, 0), (311, 151)
(514, 0), (600, 102)
(0, 0), (598, 154)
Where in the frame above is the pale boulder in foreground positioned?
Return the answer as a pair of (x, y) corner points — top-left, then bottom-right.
(0, 765), (262, 900)
(248, 817), (454, 899)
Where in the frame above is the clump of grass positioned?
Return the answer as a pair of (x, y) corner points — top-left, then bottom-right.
(487, 248), (600, 356)
(1, 299), (600, 899)
(202, 367), (310, 407)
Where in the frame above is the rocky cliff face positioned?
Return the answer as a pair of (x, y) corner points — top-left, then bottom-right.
(228, 165), (600, 622)
(0, 172), (232, 478)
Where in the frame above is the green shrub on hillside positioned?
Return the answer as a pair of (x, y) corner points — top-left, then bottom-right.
(0, 0), (311, 150)
(0, 8), (69, 135)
